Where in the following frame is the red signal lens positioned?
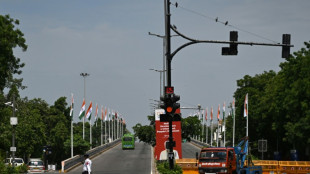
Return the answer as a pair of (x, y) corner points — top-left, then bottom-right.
(166, 107), (173, 113)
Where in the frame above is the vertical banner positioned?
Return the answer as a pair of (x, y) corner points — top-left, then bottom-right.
(154, 109), (182, 160)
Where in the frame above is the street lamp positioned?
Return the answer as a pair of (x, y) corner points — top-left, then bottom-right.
(80, 72), (90, 140)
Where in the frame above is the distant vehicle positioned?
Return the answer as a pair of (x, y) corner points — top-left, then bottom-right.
(122, 134), (135, 149)
(4, 157), (24, 166)
(27, 158), (45, 173)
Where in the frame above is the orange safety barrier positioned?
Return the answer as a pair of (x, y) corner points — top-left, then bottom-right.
(279, 161), (310, 174)
(176, 159), (310, 174)
(175, 158), (198, 174)
(251, 160), (279, 174)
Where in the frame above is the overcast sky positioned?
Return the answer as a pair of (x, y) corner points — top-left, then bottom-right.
(1, 0), (310, 132)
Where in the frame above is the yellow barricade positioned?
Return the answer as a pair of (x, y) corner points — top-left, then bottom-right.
(279, 161), (310, 174)
(175, 158), (198, 174)
(252, 160), (279, 174)
(176, 159), (310, 174)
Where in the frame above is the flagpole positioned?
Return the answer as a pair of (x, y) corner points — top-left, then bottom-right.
(246, 94), (249, 163)
(71, 119), (73, 157)
(223, 102), (226, 147)
(90, 119), (92, 149)
(70, 93), (74, 158)
(101, 116), (103, 145)
(233, 98), (235, 147)
(105, 119), (107, 144)
(210, 119), (213, 146)
(108, 110), (110, 143)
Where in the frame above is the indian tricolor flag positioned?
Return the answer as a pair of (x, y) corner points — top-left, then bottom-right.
(70, 93), (74, 117)
(101, 106), (104, 120)
(211, 107), (213, 120)
(104, 107), (108, 121)
(78, 99), (85, 120)
(244, 93), (248, 117)
(86, 101), (92, 121)
(217, 104), (220, 120)
(95, 103), (98, 121)
(205, 107), (208, 121)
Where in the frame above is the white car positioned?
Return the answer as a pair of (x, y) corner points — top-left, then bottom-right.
(4, 157), (24, 166)
(27, 158), (45, 173)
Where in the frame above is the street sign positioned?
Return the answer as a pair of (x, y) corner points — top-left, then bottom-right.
(10, 147), (16, 152)
(258, 139), (267, 152)
(10, 117), (18, 125)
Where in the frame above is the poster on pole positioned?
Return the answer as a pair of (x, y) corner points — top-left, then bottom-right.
(154, 109), (182, 160)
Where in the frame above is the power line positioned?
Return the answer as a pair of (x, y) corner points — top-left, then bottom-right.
(172, 2), (279, 44)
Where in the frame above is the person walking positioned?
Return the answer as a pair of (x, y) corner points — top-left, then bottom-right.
(82, 154), (92, 174)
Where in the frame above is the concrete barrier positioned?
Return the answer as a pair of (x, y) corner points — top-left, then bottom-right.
(61, 139), (121, 173)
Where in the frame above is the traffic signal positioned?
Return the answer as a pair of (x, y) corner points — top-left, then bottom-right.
(282, 34), (291, 58)
(222, 31), (238, 55)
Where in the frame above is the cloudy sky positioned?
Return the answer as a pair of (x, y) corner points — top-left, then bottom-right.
(1, 0), (309, 132)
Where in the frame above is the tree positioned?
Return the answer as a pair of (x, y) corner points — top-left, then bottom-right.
(0, 15), (27, 92)
(181, 116), (201, 141)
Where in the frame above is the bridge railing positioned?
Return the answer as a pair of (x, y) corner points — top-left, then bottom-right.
(61, 139), (121, 173)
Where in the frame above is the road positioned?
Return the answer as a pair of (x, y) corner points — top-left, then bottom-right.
(67, 142), (152, 174)
(182, 142), (201, 158)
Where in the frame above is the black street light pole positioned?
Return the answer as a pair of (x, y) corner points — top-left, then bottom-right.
(164, 0), (175, 169)
(163, 0), (293, 170)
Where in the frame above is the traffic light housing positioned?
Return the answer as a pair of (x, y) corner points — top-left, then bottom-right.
(282, 34), (291, 58)
(159, 87), (181, 122)
(222, 31), (238, 55)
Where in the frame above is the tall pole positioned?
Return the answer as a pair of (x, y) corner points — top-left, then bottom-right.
(164, 0), (174, 169)
(71, 117), (73, 157)
(210, 119), (213, 146)
(233, 99), (235, 147)
(12, 94), (16, 167)
(80, 73), (89, 140)
(105, 118), (107, 144)
(101, 112), (103, 145)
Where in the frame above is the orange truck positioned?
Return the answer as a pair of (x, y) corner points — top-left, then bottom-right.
(197, 137), (262, 174)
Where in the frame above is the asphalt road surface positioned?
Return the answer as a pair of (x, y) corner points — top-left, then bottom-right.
(182, 142), (201, 158)
(68, 142), (152, 174)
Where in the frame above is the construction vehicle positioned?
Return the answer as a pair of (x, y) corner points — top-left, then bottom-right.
(197, 136), (262, 174)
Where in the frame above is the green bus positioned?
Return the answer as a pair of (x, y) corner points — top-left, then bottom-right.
(122, 134), (135, 150)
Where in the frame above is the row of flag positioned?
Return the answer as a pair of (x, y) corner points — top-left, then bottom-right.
(69, 93), (125, 123)
(202, 93), (248, 121)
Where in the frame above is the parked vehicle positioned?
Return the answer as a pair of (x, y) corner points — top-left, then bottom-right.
(27, 158), (45, 173)
(4, 157), (24, 166)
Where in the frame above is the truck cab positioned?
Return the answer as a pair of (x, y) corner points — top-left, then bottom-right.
(198, 147), (237, 174)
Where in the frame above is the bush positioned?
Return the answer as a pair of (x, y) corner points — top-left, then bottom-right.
(156, 161), (182, 174)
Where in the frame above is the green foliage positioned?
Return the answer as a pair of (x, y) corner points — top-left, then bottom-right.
(0, 14), (27, 92)
(156, 161), (183, 174)
(133, 122), (156, 146)
(181, 115), (201, 140)
(225, 41), (310, 160)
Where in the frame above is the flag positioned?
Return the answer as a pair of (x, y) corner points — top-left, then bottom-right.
(104, 107), (108, 121)
(244, 93), (248, 117)
(211, 107), (213, 120)
(78, 99), (85, 120)
(232, 98), (235, 119)
(101, 106), (104, 120)
(95, 103), (98, 121)
(70, 93), (74, 117)
(205, 107), (208, 121)
(223, 102), (226, 117)
(86, 101), (92, 121)
(217, 104), (220, 120)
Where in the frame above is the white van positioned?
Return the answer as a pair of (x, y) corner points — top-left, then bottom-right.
(4, 157), (25, 166)
(27, 158), (45, 173)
